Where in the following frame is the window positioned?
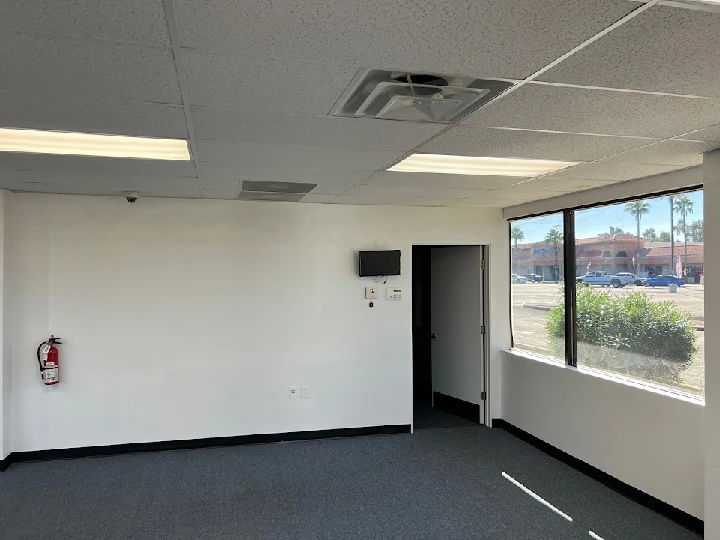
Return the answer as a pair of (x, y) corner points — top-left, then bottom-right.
(510, 214), (565, 362)
(510, 188), (704, 399)
(574, 190), (704, 397)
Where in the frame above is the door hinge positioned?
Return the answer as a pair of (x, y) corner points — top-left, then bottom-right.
(481, 391), (487, 401)
(480, 325), (486, 335)
(481, 259), (486, 270)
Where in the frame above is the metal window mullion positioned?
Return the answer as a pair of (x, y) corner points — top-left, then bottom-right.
(563, 210), (578, 367)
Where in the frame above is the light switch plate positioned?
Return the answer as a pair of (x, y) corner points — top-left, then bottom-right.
(365, 286), (378, 299)
(289, 386), (297, 399)
(386, 287), (402, 300)
(301, 386), (308, 398)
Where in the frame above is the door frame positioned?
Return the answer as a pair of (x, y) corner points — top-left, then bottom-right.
(411, 244), (491, 429)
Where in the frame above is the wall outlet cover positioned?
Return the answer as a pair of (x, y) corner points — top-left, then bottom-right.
(301, 386), (308, 398)
(365, 286), (379, 299)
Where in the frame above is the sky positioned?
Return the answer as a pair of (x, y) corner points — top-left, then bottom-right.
(513, 189), (704, 244)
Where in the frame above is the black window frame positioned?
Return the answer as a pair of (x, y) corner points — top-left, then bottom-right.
(509, 185), (702, 368)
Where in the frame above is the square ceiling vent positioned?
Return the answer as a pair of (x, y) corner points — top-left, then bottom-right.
(332, 70), (514, 124)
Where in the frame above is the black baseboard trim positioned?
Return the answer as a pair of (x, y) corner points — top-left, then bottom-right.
(0, 424), (411, 471)
(433, 391), (481, 424)
(492, 419), (703, 536)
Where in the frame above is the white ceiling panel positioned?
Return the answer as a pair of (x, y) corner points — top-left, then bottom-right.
(196, 141), (400, 171)
(463, 83), (720, 139)
(200, 162), (372, 186)
(191, 108), (444, 152)
(543, 162), (688, 181)
(300, 194), (336, 204)
(0, 153), (196, 177)
(539, 6), (720, 98)
(175, 0), (635, 79)
(447, 192), (556, 207)
(331, 193), (457, 207)
(200, 178), (241, 191)
(418, 126), (655, 162)
(183, 50), (356, 114)
(0, 1), (170, 46)
(0, 91), (188, 138)
(0, 170), (199, 189)
(363, 171), (525, 191)
(342, 184), (484, 200)
(680, 124), (720, 143)
(599, 140), (719, 166)
(490, 177), (617, 194)
(201, 190), (239, 200)
(0, 32), (181, 103)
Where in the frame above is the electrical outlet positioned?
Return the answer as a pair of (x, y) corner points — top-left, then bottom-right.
(301, 386), (309, 398)
(365, 286), (378, 299)
(289, 386), (297, 399)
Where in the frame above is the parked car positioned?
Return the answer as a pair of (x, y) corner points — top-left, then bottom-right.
(511, 274), (528, 284)
(576, 271), (629, 288)
(615, 272), (645, 286)
(644, 275), (685, 287)
(526, 274), (544, 283)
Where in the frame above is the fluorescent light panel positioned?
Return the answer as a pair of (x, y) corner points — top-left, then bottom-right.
(389, 154), (578, 177)
(0, 128), (190, 160)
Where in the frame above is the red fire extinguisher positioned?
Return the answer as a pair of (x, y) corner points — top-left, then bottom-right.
(36, 336), (61, 385)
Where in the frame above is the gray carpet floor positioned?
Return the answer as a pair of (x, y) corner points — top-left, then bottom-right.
(0, 421), (701, 540)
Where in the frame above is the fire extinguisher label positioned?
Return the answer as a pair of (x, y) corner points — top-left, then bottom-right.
(45, 366), (58, 383)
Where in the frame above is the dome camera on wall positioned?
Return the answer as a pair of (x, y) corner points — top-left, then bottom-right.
(124, 191), (139, 203)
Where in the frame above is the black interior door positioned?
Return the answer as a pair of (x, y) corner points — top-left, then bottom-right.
(412, 246), (432, 405)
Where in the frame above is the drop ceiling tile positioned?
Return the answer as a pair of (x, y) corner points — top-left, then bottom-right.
(200, 163), (372, 185)
(196, 141), (400, 171)
(493, 178), (617, 194)
(331, 194), (457, 207)
(0, 1), (170, 46)
(200, 178), (241, 191)
(418, 126), (655, 162)
(175, 0), (635, 79)
(599, 140), (719, 166)
(680, 124), (720, 143)
(363, 171), (525, 191)
(446, 191), (549, 207)
(0, 32), (181, 103)
(5, 170), (199, 190)
(191, 108), (444, 152)
(202, 190), (239, 200)
(0, 180), (46, 192)
(300, 193), (335, 203)
(544, 162), (687, 181)
(343, 184), (483, 200)
(539, 6), (720, 98)
(0, 153), (196, 177)
(183, 50), (356, 114)
(463, 84), (720, 139)
(0, 91), (188, 138)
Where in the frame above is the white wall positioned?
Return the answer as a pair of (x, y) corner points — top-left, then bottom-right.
(5, 193), (510, 453)
(704, 150), (719, 536)
(0, 190), (11, 459)
(431, 246), (484, 406)
(502, 351), (704, 519)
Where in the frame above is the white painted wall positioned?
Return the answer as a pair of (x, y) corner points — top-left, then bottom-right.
(5, 193), (510, 452)
(502, 351), (704, 519)
(431, 246), (484, 406)
(704, 150), (719, 536)
(0, 190), (11, 459)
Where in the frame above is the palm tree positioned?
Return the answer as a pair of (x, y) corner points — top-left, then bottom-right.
(674, 195), (695, 269)
(544, 227), (563, 282)
(625, 200), (650, 274)
(510, 225), (524, 274)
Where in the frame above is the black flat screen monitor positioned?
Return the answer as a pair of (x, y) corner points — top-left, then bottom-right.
(359, 250), (401, 277)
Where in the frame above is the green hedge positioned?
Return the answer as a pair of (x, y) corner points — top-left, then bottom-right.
(546, 287), (697, 362)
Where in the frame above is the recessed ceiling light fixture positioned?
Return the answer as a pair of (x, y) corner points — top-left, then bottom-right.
(0, 128), (190, 160)
(388, 154), (579, 177)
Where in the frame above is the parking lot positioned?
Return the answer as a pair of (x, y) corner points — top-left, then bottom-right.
(512, 282), (704, 396)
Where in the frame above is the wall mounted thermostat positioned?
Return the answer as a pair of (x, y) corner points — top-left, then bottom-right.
(365, 286), (379, 299)
(386, 287), (402, 300)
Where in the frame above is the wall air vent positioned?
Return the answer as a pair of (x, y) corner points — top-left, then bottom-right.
(332, 70), (514, 124)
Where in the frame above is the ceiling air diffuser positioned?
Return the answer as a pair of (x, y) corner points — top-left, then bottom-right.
(333, 70), (513, 124)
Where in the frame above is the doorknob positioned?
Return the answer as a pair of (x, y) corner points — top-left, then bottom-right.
(431, 333), (438, 339)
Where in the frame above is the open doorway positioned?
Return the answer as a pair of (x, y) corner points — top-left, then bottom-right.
(412, 245), (487, 430)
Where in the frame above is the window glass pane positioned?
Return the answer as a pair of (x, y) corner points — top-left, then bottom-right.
(574, 190), (704, 398)
(511, 214), (565, 362)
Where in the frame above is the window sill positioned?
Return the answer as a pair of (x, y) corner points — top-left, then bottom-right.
(506, 348), (705, 406)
